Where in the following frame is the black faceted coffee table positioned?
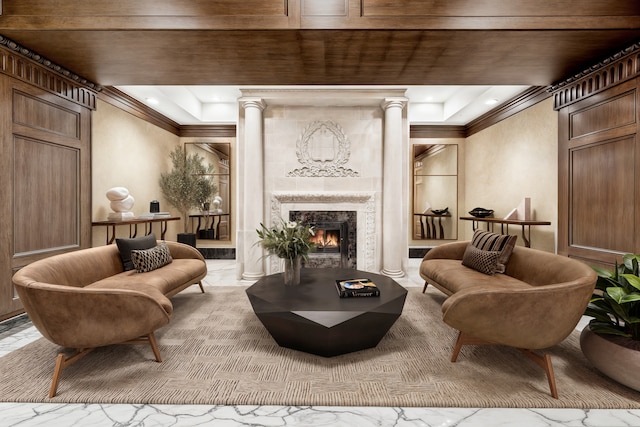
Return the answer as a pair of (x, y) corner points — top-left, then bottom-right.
(245, 268), (407, 357)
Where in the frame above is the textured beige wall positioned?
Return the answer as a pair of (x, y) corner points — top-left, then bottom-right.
(464, 97), (558, 252)
(91, 99), (180, 246)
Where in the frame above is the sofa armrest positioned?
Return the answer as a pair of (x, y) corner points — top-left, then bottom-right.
(441, 277), (596, 350)
(165, 240), (205, 262)
(424, 241), (469, 261)
(14, 282), (171, 349)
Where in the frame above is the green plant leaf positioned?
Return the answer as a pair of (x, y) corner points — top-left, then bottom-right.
(621, 273), (640, 292)
(588, 321), (632, 338)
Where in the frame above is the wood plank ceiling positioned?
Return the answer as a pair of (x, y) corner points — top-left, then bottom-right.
(0, 0), (639, 88)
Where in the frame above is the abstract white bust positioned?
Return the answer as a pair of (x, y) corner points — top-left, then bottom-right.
(106, 187), (135, 220)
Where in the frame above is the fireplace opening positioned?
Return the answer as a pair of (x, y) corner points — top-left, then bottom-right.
(289, 211), (356, 269)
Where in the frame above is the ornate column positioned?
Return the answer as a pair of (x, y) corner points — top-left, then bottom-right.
(239, 97), (266, 280)
(381, 98), (408, 277)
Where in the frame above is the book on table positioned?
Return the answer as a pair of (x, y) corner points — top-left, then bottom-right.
(335, 278), (380, 298)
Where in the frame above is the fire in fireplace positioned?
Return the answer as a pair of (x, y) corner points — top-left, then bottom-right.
(310, 227), (341, 253)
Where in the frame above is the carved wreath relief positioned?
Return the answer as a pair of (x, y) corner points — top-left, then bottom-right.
(288, 120), (359, 177)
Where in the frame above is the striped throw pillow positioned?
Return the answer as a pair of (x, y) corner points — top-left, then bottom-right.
(470, 230), (517, 273)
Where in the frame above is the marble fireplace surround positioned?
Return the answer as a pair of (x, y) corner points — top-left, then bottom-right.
(270, 192), (376, 274)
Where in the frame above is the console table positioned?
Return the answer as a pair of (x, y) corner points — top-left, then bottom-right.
(460, 216), (551, 248)
(414, 212), (451, 239)
(92, 216), (180, 245)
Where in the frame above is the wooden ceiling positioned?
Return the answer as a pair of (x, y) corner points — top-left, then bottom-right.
(0, 0), (639, 88)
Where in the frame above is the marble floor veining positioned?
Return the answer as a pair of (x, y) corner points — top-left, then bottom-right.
(1, 259), (640, 427)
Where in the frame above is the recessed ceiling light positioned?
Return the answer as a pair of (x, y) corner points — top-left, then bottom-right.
(485, 98), (499, 105)
(145, 97), (159, 105)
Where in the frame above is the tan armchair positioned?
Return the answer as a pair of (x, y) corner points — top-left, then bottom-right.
(12, 241), (206, 397)
(420, 241), (597, 398)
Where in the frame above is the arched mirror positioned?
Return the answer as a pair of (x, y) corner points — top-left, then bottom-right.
(185, 142), (231, 241)
(413, 144), (458, 240)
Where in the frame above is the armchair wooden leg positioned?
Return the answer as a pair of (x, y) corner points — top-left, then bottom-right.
(450, 331), (494, 362)
(124, 332), (163, 363)
(520, 349), (558, 399)
(450, 331), (560, 399)
(198, 281), (205, 293)
(49, 348), (94, 398)
(422, 282), (429, 293)
(49, 332), (163, 398)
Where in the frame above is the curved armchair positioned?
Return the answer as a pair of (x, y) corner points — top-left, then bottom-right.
(420, 241), (597, 398)
(11, 240), (205, 397)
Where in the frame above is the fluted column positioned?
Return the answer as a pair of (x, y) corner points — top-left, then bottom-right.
(381, 98), (408, 277)
(239, 97), (266, 280)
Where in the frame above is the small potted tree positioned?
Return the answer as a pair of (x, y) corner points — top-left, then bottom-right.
(159, 145), (215, 247)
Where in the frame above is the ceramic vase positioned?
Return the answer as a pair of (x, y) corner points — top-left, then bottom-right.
(283, 256), (302, 286)
(580, 325), (640, 392)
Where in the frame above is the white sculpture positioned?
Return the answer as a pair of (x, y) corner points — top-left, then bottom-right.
(106, 187), (135, 220)
(212, 195), (223, 213)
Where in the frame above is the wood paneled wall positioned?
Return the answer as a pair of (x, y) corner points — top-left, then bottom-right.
(0, 60), (93, 321)
(557, 78), (639, 266)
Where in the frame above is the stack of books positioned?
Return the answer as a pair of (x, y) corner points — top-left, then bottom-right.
(335, 278), (380, 298)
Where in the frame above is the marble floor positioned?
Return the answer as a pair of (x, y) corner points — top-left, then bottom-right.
(2, 259), (640, 427)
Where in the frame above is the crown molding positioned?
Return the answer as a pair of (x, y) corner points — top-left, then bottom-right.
(0, 34), (99, 109)
(465, 86), (551, 136)
(410, 125), (466, 139)
(179, 125), (236, 138)
(410, 86), (551, 139)
(99, 86), (237, 137)
(550, 41), (640, 110)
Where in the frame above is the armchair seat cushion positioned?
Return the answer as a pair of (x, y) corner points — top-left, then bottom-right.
(420, 258), (531, 295)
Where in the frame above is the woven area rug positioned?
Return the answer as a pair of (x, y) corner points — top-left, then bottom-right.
(1, 286), (639, 408)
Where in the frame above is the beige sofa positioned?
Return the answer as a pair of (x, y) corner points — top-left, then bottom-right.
(12, 240), (207, 397)
(420, 240), (597, 399)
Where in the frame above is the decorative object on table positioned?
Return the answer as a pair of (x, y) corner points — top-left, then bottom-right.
(581, 253), (640, 392)
(256, 218), (316, 286)
(468, 207), (494, 218)
(335, 278), (380, 298)
(159, 145), (216, 246)
(504, 197), (531, 220)
(106, 186), (135, 220)
(431, 207), (449, 215)
(212, 195), (223, 213)
(150, 200), (160, 213)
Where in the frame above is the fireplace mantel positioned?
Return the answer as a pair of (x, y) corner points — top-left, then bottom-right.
(270, 191), (377, 273)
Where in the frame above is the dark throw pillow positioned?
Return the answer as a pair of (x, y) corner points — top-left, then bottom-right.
(131, 242), (173, 273)
(116, 233), (158, 271)
(470, 230), (517, 273)
(462, 244), (501, 275)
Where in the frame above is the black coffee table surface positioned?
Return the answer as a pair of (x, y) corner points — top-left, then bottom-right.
(246, 268), (407, 357)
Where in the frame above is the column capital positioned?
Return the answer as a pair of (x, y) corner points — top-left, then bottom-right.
(381, 97), (408, 111)
(239, 97), (266, 111)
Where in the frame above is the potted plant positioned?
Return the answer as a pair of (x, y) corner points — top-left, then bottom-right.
(256, 219), (316, 286)
(159, 145), (215, 247)
(581, 253), (640, 391)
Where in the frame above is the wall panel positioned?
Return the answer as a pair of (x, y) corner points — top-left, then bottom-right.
(558, 77), (639, 266)
(0, 75), (91, 321)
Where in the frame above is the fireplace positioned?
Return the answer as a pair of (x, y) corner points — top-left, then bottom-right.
(289, 211), (356, 269)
